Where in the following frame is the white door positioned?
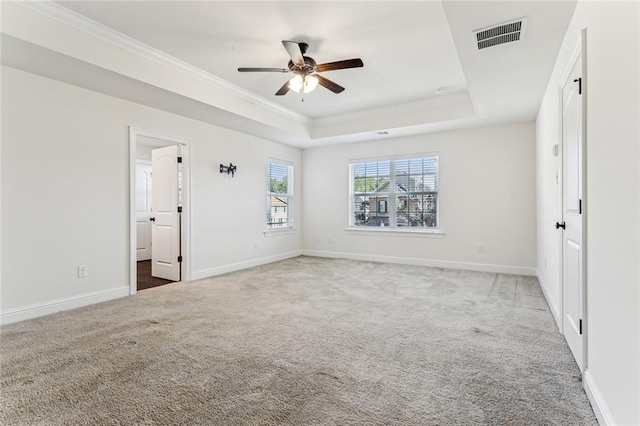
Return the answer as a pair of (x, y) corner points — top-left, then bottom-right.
(151, 145), (182, 281)
(135, 163), (153, 261)
(561, 52), (584, 370)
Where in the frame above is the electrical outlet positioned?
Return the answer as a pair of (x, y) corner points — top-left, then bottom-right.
(78, 265), (89, 278)
(477, 244), (485, 253)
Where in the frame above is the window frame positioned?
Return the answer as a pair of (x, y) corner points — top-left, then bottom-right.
(266, 159), (294, 233)
(348, 153), (442, 234)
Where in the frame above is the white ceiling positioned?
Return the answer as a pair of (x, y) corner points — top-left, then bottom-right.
(4, 1), (577, 148)
(57, 1), (468, 120)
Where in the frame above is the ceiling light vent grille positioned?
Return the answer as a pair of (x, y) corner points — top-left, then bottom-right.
(474, 18), (527, 50)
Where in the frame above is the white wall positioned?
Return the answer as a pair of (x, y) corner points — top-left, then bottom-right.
(536, 1), (639, 424)
(302, 122), (536, 274)
(1, 66), (302, 322)
(136, 144), (153, 161)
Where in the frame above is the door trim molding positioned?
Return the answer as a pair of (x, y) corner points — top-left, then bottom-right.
(129, 127), (191, 295)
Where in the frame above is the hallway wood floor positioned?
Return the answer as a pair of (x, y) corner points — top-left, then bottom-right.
(137, 260), (173, 291)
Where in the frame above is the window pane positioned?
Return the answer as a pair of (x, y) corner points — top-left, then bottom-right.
(353, 196), (369, 226)
(352, 195), (390, 227)
(424, 193), (438, 228)
(267, 162), (289, 195)
(369, 196), (389, 227)
(353, 160), (390, 193)
(395, 195), (409, 227)
(267, 161), (293, 229)
(267, 196), (289, 228)
(351, 155), (438, 230)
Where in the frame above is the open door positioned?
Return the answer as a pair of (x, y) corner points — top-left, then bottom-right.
(560, 50), (585, 371)
(151, 145), (182, 281)
(135, 162), (152, 261)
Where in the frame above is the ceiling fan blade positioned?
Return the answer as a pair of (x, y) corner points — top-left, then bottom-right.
(275, 80), (291, 96)
(282, 40), (305, 67)
(315, 58), (364, 72)
(238, 67), (289, 73)
(316, 75), (345, 94)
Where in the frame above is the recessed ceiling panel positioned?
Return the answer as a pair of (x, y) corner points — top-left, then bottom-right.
(56, 1), (468, 120)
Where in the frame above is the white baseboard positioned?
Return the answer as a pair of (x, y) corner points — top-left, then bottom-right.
(191, 250), (303, 281)
(536, 271), (561, 331)
(584, 369), (616, 425)
(0, 287), (129, 326)
(302, 250), (536, 276)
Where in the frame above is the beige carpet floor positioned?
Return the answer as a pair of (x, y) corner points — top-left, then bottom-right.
(1, 256), (596, 425)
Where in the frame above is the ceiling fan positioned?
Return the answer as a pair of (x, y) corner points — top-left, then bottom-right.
(238, 40), (364, 97)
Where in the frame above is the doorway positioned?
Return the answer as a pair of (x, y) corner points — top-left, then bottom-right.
(129, 127), (190, 294)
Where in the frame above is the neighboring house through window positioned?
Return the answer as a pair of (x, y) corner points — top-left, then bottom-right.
(267, 160), (294, 229)
(350, 154), (439, 230)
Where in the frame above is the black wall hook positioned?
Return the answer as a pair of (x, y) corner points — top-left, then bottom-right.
(220, 163), (237, 177)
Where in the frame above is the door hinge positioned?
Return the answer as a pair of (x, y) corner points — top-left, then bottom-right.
(574, 77), (582, 95)
(579, 319), (583, 335)
(177, 256), (183, 263)
(177, 156), (183, 163)
(177, 206), (182, 213)
(579, 199), (582, 214)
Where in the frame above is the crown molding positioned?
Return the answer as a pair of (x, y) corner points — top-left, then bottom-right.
(17, 0), (309, 124)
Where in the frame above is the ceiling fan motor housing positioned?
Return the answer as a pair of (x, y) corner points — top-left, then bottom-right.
(288, 56), (317, 75)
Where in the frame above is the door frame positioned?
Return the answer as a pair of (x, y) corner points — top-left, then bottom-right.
(129, 126), (191, 295)
(558, 30), (588, 371)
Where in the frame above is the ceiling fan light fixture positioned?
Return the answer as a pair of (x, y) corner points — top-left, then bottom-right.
(289, 74), (319, 93)
(238, 41), (362, 96)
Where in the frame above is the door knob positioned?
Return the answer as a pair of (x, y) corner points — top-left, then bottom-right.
(150, 217), (156, 222)
(555, 221), (566, 229)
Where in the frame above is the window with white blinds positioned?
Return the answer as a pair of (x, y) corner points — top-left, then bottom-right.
(350, 155), (439, 230)
(266, 161), (294, 229)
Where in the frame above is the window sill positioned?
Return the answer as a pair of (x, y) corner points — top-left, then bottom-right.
(264, 227), (296, 237)
(344, 226), (445, 238)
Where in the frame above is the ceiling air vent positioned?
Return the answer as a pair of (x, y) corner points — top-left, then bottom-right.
(474, 17), (527, 50)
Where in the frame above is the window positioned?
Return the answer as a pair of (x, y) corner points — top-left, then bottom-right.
(350, 155), (439, 230)
(266, 161), (294, 229)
